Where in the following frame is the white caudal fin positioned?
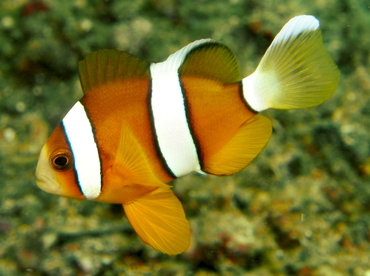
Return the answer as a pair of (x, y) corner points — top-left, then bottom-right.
(242, 15), (340, 112)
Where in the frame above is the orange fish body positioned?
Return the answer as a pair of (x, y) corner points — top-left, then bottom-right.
(36, 15), (340, 255)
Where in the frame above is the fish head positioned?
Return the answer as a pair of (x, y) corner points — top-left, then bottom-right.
(35, 124), (85, 200)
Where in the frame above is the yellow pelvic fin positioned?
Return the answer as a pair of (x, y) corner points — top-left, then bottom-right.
(242, 15), (340, 111)
(179, 41), (240, 84)
(123, 187), (191, 255)
(78, 49), (149, 95)
(203, 114), (272, 176)
(113, 123), (168, 188)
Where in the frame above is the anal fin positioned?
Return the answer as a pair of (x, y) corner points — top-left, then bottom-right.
(203, 114), (272, 175)
(123, 187), (190, 255)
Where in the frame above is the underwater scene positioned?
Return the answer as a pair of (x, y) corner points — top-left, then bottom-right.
(0, 0), (369, 275)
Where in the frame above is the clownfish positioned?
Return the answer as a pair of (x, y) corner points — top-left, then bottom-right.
(35, 15), (339, 255)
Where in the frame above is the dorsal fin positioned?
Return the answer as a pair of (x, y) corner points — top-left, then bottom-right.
(179, 41), (240, 84)
(78, 49), (149, 95)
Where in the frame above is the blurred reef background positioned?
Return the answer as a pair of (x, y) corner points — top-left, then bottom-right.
(1, 0), (370, 275)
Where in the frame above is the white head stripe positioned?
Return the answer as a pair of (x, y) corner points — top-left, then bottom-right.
(62, 101), (101, 199)
(149, 40), (210, 177)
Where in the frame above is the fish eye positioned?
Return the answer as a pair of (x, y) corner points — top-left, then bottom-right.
(50, 150), (73, 171)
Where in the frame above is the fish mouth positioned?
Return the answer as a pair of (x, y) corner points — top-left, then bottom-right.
(35, 173), (61, 194)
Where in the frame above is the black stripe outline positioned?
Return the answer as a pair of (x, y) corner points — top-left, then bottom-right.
(62, 100), (104, 198)
(178, 78), (204, 170)
(79, 100), (104, 194)
(147, 71), (178, 179)
(60, 121), (84, 196)
(238, 81), (258, 114)
(177, 41), (239, 171)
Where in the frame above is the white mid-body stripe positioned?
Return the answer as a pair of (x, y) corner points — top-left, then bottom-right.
(150, 40), (211, 177)
(62, 101), (101, 199)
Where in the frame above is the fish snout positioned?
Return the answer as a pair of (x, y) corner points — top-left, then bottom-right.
(35, 145), (62, 194)
(35, 173), (61, 194)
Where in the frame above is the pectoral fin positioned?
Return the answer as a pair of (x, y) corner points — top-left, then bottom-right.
(113, 123), (168, 188)
(123, 187), (191, 255)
